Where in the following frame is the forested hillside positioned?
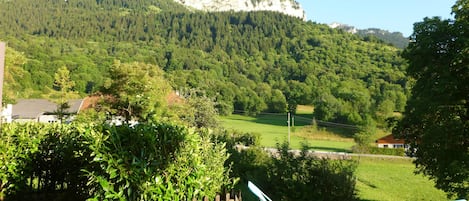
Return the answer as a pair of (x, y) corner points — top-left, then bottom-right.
(357, 28), (409, 49)
(0, 0), (409, 125)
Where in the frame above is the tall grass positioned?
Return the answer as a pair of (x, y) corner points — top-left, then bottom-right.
(294, 125), (355, 142)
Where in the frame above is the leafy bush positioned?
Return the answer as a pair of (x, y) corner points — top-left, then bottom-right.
(30, 124), (92, 196)
(267, 143), (357, 201)
(0, 122), (233, 200)
(352, 145), (406, 156)
(85, 122), (232, 201)
(0, 123), (92, 200)
(214, 129), (261, 148)
(0, 123), (45, 196)
(227, 141), (358, 201)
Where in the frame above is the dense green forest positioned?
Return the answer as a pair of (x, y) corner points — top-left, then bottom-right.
(329, 24), (409, 49)
(0, 0), (409, 126)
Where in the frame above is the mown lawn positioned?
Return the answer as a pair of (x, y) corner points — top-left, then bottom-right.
(356, 157), (447, 201)
(220, 114), (355, 152)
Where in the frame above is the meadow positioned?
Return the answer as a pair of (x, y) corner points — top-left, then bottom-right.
(356, 157), (447, 200)
(221, 105), (357, 152)
(220, 110), (448, 200)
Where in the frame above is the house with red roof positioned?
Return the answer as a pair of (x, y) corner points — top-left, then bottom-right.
(376, 134), (409, 150)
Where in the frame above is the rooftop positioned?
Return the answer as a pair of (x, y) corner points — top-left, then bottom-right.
(12, 99), (83, 119)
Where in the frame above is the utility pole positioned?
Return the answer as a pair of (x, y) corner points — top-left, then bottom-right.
(0, 42), (4, 107)
(0, 42), (5, 127)
(292, 115), (294, 128)
(287, 112), (291, 144)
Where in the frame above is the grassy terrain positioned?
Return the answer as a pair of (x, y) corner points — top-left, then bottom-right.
(355, 157), (447, 201)
(239, 157), (447, 201)
(296, 105), (315, 113)
(220, 111), (448, 200)
(220, 114), (355, 152)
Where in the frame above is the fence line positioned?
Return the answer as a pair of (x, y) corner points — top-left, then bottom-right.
(230, 109), (359, 130)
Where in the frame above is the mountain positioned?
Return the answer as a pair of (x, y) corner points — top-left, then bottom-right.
(0, 0), (409, 125)
(172, 0), (306, 20)
(329, 22), (357, 34)
(328, 23), (409, 49)
(356, 28), (409, 49)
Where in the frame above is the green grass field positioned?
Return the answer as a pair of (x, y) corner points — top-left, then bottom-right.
(220, 112), (448, 200)
(356, 157), (447, 201)
(220, 114), (355, 152)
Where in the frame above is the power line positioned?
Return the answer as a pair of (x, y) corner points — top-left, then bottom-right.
(227, 109), (359, 130)
(294, 115), (359, 130)
(232, 110), (286, 116)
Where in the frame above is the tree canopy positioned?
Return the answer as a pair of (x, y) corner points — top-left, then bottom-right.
(0, 0), (409, 126)
(394, 0), (469, 198)
(102, 61), (171, 122)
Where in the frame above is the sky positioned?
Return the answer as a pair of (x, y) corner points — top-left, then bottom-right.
(296, 0), (456, 36)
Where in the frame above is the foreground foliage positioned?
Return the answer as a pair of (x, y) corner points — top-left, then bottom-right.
(225, 140), (357, 201)
(395, 0), (469, 198)
(0, 122), (231, 201)
(86, 123), (230, 201)
(0, 123), (91, 199)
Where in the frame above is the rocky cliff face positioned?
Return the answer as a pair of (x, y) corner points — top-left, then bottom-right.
(173, 0), (306, 20)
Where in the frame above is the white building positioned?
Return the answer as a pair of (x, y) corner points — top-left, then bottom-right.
(1, 104), (12, 123)
(376, 134), (409, 150)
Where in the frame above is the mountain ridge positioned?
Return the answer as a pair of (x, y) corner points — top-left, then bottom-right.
(328, 22), (409, 48)
(172, 0), (306, 20)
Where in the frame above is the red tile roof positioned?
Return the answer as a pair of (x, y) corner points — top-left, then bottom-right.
(80, 96), (102, 111)
(376, 134), (405, 144)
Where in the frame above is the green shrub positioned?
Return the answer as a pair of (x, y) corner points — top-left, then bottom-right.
(266, 143), (358, 201)
(0, 122), (233, 201)
(214, 129), (261, 148)
(352, 145), (406, 156)
(227, 141), (358, 201)
(85, 122), (232, 201)
(0, 123), (92, 200)
(0, 123), (46, 196)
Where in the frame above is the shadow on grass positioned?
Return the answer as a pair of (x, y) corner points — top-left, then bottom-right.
(227, 113), (356, 138)
(249, 113), (313, 127)
(357, 178), (377, 189)
(250, 114), (289, 126)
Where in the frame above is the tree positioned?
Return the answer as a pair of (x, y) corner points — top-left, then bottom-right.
(181, 90), (220, 129)
(268, 89), (287, 113)
(2, 46), (31, 104)
(48, 66), (79, 123)
(394, 0), (469, 198)
(102, 61), (171, 122)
